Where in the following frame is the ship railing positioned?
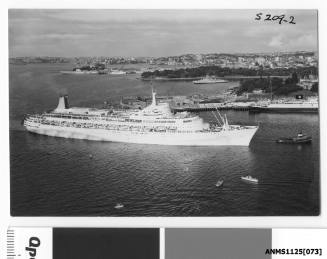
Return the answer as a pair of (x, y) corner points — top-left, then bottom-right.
(33, 118), (211, 134)
(44, 112), (198, 124)
(47, 112), (132, 120)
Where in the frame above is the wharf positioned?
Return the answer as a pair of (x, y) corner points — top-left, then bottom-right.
(141, 77), (201, 81)
(172, 103), (251, 112)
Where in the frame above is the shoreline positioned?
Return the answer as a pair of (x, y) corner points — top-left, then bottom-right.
(141, 75), (290, 81)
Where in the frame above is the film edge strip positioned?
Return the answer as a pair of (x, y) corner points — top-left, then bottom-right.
(6, 227), (327, 259)
(7, 228), (16, 259)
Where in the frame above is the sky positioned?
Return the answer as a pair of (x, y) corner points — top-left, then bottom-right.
(8, 9), (318, 57)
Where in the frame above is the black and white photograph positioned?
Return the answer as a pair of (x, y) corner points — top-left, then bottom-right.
(9, 9), (319, 216)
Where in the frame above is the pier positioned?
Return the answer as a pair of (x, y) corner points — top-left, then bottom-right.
(141, 75), (290, 82)
(172, 103), (252, 112)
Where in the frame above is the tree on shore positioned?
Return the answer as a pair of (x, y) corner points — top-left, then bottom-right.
(237, 73), (302, 96)
(141, 65), (318, 79)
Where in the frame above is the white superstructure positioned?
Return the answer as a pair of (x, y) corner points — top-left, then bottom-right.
(60, 69), (99, 74)
(23, 91), (258, 146)
(109, 69), (126, 75)
(250, 97), (318, 113)
(265, 99), (318, 109)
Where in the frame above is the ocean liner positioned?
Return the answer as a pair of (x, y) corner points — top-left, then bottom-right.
(23, 91), (258, 146)
(193, 75), (228, 84)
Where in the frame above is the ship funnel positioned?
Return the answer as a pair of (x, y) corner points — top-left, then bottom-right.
(56, 95), (69, 111)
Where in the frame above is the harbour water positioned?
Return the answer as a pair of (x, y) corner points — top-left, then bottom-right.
(10, 63), (320, 216)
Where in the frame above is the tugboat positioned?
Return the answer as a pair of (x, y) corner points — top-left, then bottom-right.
(241, 176), (258, 183)
(276, 132), (312, 144)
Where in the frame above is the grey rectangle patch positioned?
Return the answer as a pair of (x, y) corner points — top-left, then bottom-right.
(166, 228), (271, 259)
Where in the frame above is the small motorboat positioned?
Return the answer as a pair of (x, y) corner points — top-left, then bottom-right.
(276, 132), (312, 144)
(114, 203), (124, 209)
(241, 176), (258, 183)
(215, 180), (224, 187)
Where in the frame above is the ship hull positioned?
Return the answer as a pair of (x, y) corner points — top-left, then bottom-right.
(249, 106), (318, 113)
(193, 81), (227, 84)
(25, 124), (258, 146)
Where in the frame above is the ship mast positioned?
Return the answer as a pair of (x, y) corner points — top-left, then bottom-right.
(150, 80), (157, 106)
(216, 108), (225, 125)
(224, 114), (229, 129)
(213, 107), (230, 130)
(269, 76), (273, 101)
